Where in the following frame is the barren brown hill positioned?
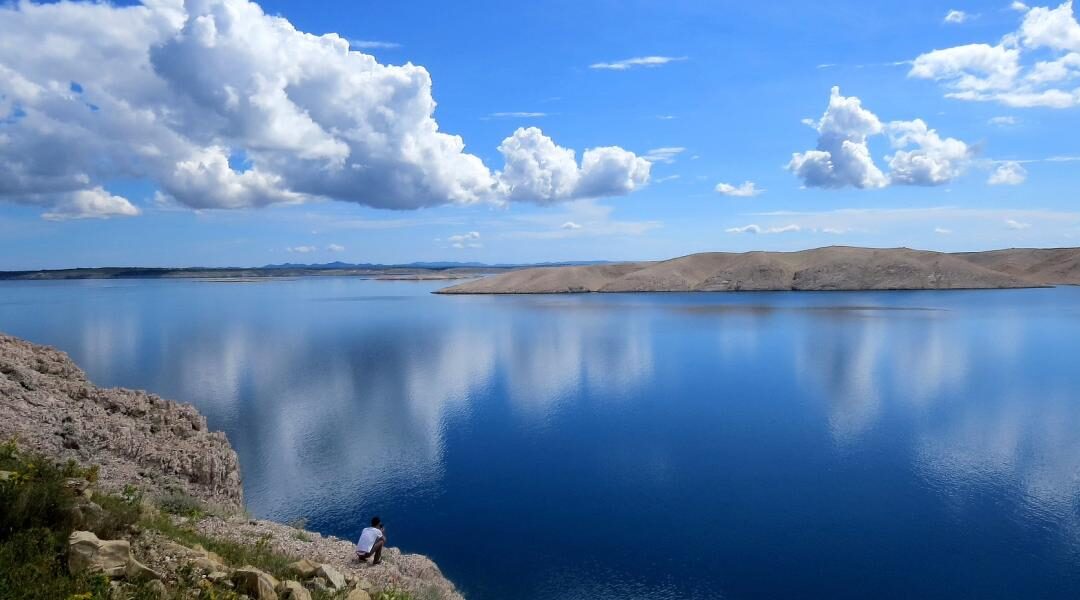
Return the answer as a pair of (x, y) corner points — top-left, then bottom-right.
(436, 246), (1079, 294)
(954, 247), (1080, 285)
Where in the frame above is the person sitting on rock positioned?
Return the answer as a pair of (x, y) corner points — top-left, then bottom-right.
(355, 516), (386, 565)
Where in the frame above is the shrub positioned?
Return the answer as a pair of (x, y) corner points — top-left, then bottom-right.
(0, 452), (78, 540)
(0, 527), (111, 600)
(92, 487), (143, 539)
(157, 491), (206, 519)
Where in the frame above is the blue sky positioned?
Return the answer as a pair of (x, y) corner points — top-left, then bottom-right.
(1, 0), (1078, 269)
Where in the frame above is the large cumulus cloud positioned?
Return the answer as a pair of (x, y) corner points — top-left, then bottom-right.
(788, 87), (972, 189)
(0, 0), (650, 219)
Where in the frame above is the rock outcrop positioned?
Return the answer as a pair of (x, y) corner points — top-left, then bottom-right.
(68, 530), (162, 581)
(0, 334), (242, 508)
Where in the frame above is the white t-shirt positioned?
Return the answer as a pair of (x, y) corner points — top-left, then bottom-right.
(356, 527), (384, 553)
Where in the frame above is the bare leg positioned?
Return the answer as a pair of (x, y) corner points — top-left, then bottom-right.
(371, 538), (385, 565)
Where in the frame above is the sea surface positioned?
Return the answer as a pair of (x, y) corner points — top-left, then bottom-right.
(2, 278), (1080, 599)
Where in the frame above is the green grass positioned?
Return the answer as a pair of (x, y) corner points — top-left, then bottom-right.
(141, 512), (295, 580)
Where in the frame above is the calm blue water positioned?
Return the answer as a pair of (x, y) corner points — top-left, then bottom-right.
(2, 278), (1080, 599)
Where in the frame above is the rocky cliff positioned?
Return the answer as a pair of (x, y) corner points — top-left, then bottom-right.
(0, 333), (464, 599)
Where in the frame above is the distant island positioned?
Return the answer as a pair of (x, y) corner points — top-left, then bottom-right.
(436, 246), (1080, 294)
(0, 260), (607, 281)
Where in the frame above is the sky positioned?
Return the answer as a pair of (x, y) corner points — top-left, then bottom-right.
(1, 0), (1079, 269)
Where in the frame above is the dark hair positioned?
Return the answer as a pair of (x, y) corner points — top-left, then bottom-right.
(371, 516), (382, 527)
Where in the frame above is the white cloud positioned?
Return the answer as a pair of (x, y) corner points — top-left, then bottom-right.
(589, 56), (687, 70)
(496, 128), (650, 204)
(715, 181), (764, 197)
(349, 40), (401, 49)
(326, 244), (345, 252)
(560, 221), (583, 230)
(789, 87), (971, 189)
(448, 231), (482, 248)
(935, 227), (953, 234)
(643, 147), (686, 164)
(988, 161), (1028, 184)
(287, 245), (317, 253)
(1006, 218), (1032, 229)
(41, 187), (140, 221)
(788, 87), (889, 189)
(0, 0), (649, 219)
(725, 223), (801, 234)
(1013, 1), (1030, 11)
(886, 119), (973, 186)
(989, 115), (1019, 125)
(945, 9), (970, 23)
(654, 175), (681, 183)
(910, 2), (1080, 108)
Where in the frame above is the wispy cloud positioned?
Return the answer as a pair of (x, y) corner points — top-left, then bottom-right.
(943, 9), (970, 24)
(725, 224), (801, 235)
(485, 112), (548, 119)
(643, 147), (686, 163)
(286, 245), (318, 253)
(326, 244), (345, 252)
(350, 39), (401, 49)
(561, 221), (583, 230)
(1005, 219), (1032, 230)
(590, 56), (687, 70)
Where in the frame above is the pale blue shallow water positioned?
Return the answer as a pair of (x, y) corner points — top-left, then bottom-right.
(2, 278), (1080, 599)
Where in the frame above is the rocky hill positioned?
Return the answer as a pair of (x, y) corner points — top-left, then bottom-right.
(437, 246), (1080, 294)
(0, 333), (464, 599)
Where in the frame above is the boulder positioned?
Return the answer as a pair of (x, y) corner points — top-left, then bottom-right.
(207, 571), (230, 584)
(278, 580), (313, 600)
(232, 566), (280, 600)
(287, 558), (319, 579)
(68, 531), (131, 578)
(315, 563), (346, 590)
(345, 589), (372, 600)
(69, 500), (106, 532)
(126, 558), (163, 582)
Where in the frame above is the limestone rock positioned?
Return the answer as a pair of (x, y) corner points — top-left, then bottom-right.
(0, 334), (243, 508)
(144, 579), (168, 599)
(346, 589), (372, 600)
(278, 580), (313, 600)
(315, 563), (346, 590)
(287, 558), (319, 579)
(232, 566), (280, 600)
(68, 531), (131, 578)
(126, 558), (163, 582)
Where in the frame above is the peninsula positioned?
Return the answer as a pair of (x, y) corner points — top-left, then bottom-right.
(436, 246), (1080, 294)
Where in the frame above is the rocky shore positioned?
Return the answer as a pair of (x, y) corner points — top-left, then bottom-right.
(0, 333), (464, 600)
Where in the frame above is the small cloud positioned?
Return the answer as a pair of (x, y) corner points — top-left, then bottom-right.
(988, 161), (1027, 185)
(350, 39), (401, 49)
(725, 224), (800, 234)
(935, 227), (953, 234)
(816, 63), (837, 69)
(715, 181), (763, 197)
(42, 187), (141, 221)
(326, 244), (345, 252)
(654, 174), (681, 183)
(657, 115), (677, 120)
(988, 116), (1018, 126)
(286, 245), (318, 253)
(943, 9), (969, 23)
(1005, 219), (1031, 230)
(821, 227), (848, 234)
(486, 112), (547, 119)
(590, 56), (687, 71)
(1010, 1), (1028, 11)
(643, 147), (686, 164)
(561, 221), (583, 230)
(448, 231), (482, 248)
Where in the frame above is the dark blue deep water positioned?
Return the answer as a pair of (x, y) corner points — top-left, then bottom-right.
(2, 278), (1080, 599)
